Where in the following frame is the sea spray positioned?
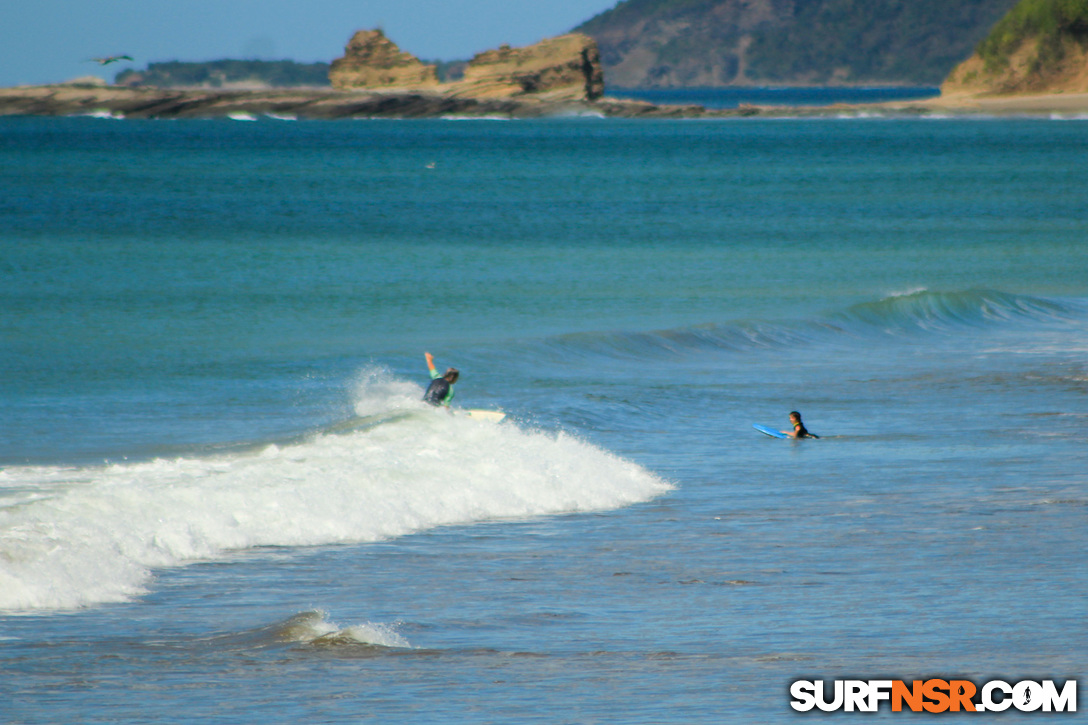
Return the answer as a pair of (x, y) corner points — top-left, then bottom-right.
(349, 365), (427, 418)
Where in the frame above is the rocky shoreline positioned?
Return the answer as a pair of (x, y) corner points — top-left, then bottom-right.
(2, 82), (1085, 120)
(0, 83), (702, 119)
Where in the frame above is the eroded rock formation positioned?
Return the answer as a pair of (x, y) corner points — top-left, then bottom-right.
(328, 30), (603, 101)
(452, 34), (604, 101)
(329, 29), (439, 90)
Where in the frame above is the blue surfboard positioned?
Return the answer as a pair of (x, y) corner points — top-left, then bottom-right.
(753, 424), (789, 439)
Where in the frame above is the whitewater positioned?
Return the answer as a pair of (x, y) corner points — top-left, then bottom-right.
(0, 373), (668, 611)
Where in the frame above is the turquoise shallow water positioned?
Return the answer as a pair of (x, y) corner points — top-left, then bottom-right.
(1, 116), (1086, 722)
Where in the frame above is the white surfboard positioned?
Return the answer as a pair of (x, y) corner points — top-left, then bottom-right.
(462, 409), (506, 422)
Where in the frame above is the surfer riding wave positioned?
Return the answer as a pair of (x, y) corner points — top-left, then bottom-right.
(422, 352), (459, 407)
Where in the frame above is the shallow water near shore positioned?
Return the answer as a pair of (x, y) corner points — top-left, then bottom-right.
(1, 116), (1086, 722)
(607, 85), (941, 108)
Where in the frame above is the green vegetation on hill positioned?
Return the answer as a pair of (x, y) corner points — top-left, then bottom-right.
(116, 60), (331, 88)
(976, 0), (1088, 71)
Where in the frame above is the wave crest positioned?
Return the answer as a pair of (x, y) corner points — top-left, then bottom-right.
(535, 289), (1074, 361)
(0, 390), (670, 612)
(839, 288), (1070, 333)
(272, 611), (411, 648)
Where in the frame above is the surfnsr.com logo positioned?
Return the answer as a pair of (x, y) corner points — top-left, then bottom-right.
(790, 679), (1077, 713)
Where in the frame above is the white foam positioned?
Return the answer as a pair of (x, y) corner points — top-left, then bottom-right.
(549, 109), (607, 119)
(79, 110), (125, 120)
(227, 112), (258, 122)
(0, 374), (670, 611)
(886, 286), (929, 298)
(440, 115), (512, 121)
(836, 111), (887, 119)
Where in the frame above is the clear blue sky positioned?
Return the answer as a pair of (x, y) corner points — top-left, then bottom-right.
(0, 1), (619, 87)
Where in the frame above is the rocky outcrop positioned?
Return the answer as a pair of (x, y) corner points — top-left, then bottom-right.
(0, 84), (703, 119)
(8, 82), (1088, 118)
(450, 34), (604, 101)
(328, 30), (603, 102)
(329, 29), (439, 90)
(943, 40), (1088, 95)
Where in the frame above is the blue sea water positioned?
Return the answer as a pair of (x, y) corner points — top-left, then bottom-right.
(1, 114), (1087, 723)
(606, 86), (941, 108)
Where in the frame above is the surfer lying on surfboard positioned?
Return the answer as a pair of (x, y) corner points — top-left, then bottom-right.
(423, 352), (459, 407)
(754, 411), (820, 439)
(787, 411), (818, 438)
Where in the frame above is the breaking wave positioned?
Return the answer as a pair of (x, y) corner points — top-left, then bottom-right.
(0, 373), (670, 612)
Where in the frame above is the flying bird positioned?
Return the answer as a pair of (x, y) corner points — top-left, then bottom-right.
(90, 55), (134, 65)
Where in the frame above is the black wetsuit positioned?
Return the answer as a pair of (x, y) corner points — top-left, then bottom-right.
(423, 377), (451, 406)
(794, 423), (818, 439)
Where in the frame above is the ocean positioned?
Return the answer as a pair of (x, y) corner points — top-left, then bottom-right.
(606, 86), (941, 108)
(1, 110), (1086, 723)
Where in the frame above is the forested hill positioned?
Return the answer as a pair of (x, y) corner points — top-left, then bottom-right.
(115, 59), (470, 88)
(576, 0), (1022, 87)
(115, 60), (332, 88)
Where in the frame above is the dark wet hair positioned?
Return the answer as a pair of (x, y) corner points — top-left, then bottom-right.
(444, 368), (459, 383)
(789, 411), (801, 419)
